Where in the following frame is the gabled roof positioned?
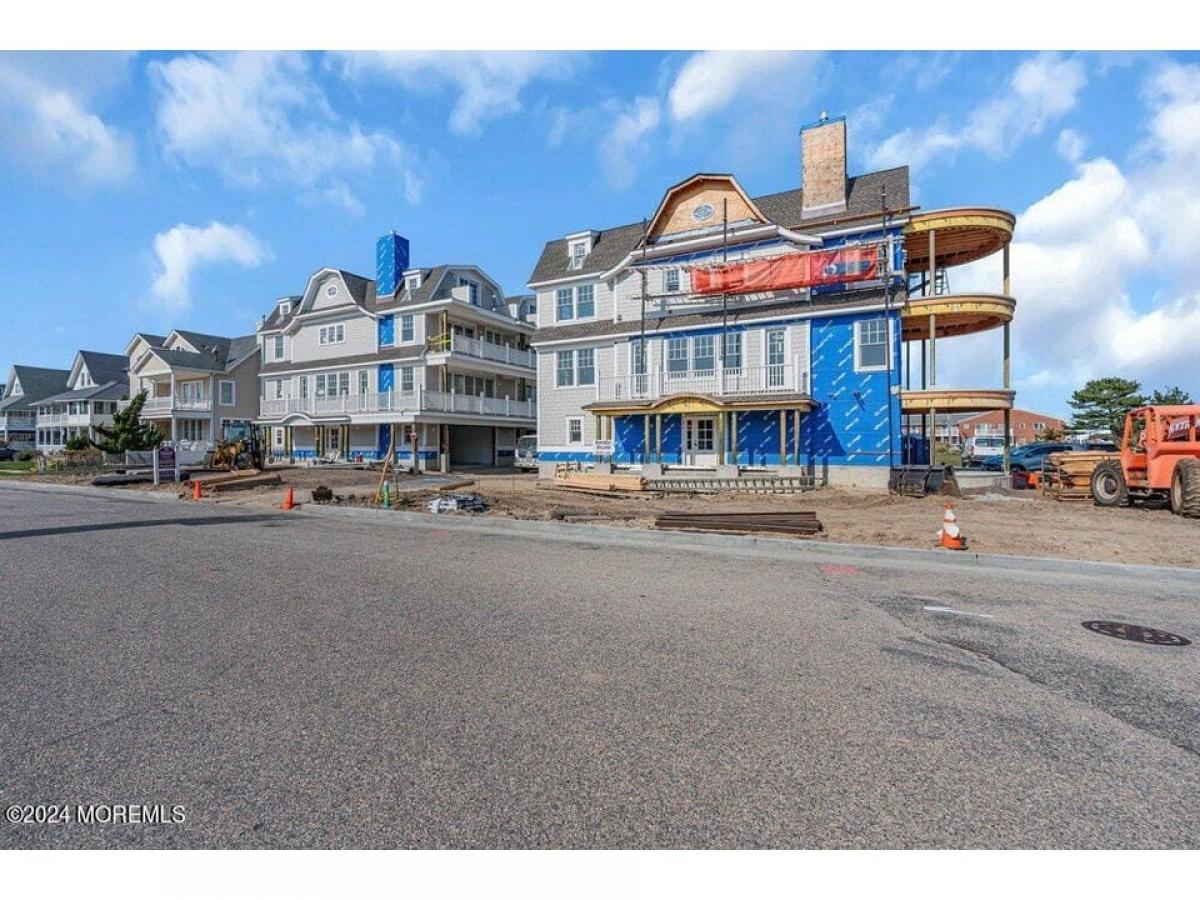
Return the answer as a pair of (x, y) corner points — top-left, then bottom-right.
(76, 350), (128, 387)
(166, 331), (257, 368)
(645, 173), (768, 241)
(39, 381), (129, 405)
(527, 166), (911, 286)
(0, 365), (70, 413)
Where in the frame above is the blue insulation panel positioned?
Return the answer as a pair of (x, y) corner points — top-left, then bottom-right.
(378, 314), (395, 347)
(375, 233), (410, 297)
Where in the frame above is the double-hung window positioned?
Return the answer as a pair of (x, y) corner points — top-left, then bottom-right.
(319, 324), (345, 346)
(576, 284), (595, 318)
(273, 335), (284, 360)
(556, 288), (574, 321)
(567, 417), (583, 443)
(400, 314), (414, 342)
(556, 350), (575, 387)
(218, 380), (235, 406)
(400, 366), (414, 393)
(576, 348), (595, 386)
(724, 332), (742, 371)
(855, 318), (889, 371)
(358, 369), (369, 395)
(299, 375), (308, 399)
(692, 335), (715, 374)
(664, 268), (680, 293)
(569, 242), (587, 270)
(667, 337), (689, 378)
(766, 329), (786, 388)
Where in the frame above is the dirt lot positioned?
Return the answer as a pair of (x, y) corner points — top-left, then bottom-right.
(16, 465), (1199, 568)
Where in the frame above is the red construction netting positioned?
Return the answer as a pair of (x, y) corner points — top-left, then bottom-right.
(689, 245), (881, 296)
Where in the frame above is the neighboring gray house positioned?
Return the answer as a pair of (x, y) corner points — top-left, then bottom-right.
(125, 329), (260, 450)
(32, 350), (129, 453)
(0, 365), (70, 450)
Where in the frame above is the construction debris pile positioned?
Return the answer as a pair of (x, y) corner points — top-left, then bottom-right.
(428, 492), (488, 513)
(653, 510), (823, 537)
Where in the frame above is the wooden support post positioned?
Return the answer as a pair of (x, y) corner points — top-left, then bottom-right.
(655, 413), (662, 463)
(716, 411), (725, 466)
(929, 313), (937, 387)
(730, 411), (738, 467)
(1002, 242), (1010, 296)
(643, 414), (650, 464)
(778, 409), (786, 466)
(927, 229), (937, 297)
(930, 406), (937, 463)
(793, 409), (801, 467)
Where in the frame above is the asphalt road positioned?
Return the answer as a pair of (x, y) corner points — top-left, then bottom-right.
(2, 483), (1198, 848)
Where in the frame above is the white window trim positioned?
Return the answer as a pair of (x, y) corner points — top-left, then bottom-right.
(853, 317), (892, 373)
(566, 416), (584, 444)
(218, 379), (236, 406)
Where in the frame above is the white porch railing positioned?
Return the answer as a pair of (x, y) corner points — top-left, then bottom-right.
(259, 389), (535, 420)
(444, 334), (535, 369)
(36, 413), (69, 427)
(598, 363), (810, 402)
(139, 396), (212, 415)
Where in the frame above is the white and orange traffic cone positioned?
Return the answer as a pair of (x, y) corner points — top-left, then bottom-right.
(938, 501), (966, 550)
(192, 479), (203, 501)
(282, 486), (296, 511)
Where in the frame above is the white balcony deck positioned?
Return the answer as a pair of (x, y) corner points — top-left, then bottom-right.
(137, 396), (213, 415)
(428, 334), (536, 370)
(598, 364), (810, 403)
(260, 389), (536, 422)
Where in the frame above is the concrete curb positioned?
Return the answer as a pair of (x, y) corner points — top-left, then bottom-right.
(5, 478), (1198, 586)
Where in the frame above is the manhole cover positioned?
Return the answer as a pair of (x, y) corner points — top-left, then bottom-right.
(1082, 621), (1191, 646)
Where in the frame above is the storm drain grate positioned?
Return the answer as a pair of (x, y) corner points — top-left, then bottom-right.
(1082, 621), (1191, 646)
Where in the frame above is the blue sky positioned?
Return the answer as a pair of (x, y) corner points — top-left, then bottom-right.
(1, 50), (1198, 415)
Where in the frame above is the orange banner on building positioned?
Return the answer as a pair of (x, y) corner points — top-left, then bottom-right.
(689, 246), (880, 296)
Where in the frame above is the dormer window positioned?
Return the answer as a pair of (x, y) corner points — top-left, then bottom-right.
(404, 271), (422, 294)
(279, 300), (292, 316)
(569, 241), (588, 271)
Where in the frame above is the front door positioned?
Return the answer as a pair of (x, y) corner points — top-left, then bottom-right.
(683, 416), (717, 467)
(325, 426), (341, 458)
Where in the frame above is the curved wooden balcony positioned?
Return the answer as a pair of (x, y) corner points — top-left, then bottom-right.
(901, 293), (1015, 341)
(900, 388), (1014, 414)
(905, 207), (1015, 270)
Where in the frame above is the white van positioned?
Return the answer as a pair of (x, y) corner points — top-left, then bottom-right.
(963, 435), (1005, 467)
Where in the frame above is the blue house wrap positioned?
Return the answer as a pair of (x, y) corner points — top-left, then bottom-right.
(378, 314), (394, 347)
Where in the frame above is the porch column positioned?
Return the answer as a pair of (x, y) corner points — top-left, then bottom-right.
(716, 411), (725, 466)
(655, 413), (663, 463)
(730, 411), (738, 466)
(927, 229), (937, 297)
(793, 409), (801, 467)
(928, 313), (937, 387)
(778, 409), (786, 465)
(930, 406), (938, 464)
(440, 423), (449, 473)
(642, 414), (650, 464)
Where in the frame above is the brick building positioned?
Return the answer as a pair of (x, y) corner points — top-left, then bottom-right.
(957, 408), (1065, 446)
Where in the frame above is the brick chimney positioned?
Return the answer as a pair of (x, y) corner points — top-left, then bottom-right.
(800, 112), (847, 219)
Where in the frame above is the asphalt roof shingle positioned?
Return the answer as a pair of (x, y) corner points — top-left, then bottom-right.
(0, 365), (71, 413)
(527, 167), (911, 286)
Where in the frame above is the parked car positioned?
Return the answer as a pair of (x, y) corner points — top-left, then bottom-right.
(982, 441), (1073, 471)
(0, 446), (15, 461)
(962, 435), (1005, 467)
(514, 434), (539, 471)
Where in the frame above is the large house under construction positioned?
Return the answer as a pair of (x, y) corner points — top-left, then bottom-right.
(528, 113), (1016, 486)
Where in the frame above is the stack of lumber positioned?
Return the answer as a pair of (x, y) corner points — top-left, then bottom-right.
(1042, 451), (1117, 501)
(551, 471), (647, 494)
(192, 469), (282, 492)
(654, 510), (822, 537)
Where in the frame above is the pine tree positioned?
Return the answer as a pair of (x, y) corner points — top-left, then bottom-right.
(1151, 385), (1193, 405)
(92, 391), (165, 453)
(1068, 377), (1146, 438)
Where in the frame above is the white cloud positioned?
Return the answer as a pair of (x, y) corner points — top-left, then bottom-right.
(935, 66), (1200, 410)
(150, 52), (422, 209)
(599, 96), (662, 190)
(335, 51), (577, 137)
(668, 51), (822, 123)
(0, 53), (134, 187)
(151, 222), (269, 312)
(1056, 128), (1087, 163)
(868, 53), (1086, 171)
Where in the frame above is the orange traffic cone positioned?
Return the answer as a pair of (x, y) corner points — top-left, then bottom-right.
(938, 502), (967, 550)
(282, 486), (295, 511)
(192, 479), (204, 501)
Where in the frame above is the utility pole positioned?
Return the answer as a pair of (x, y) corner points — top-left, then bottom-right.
(881, 186), (896, 470)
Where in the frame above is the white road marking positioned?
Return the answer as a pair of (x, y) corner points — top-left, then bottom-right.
(923, 606), (995, 619)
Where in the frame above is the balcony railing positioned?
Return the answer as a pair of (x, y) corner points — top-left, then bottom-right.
(260, 389), (535, 421)
(138, 396), (212, 415)
(428, 333), (535, 369)
(598, 363), (809, 402)
(36, 413), (70, 427)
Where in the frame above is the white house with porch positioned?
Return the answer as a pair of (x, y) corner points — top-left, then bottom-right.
(32, 350), (128, 453)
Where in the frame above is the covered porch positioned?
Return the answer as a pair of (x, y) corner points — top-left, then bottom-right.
(585, 393), (814, 475)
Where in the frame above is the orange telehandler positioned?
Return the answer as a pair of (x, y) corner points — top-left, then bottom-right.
(1091, 405), (1200, 517)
